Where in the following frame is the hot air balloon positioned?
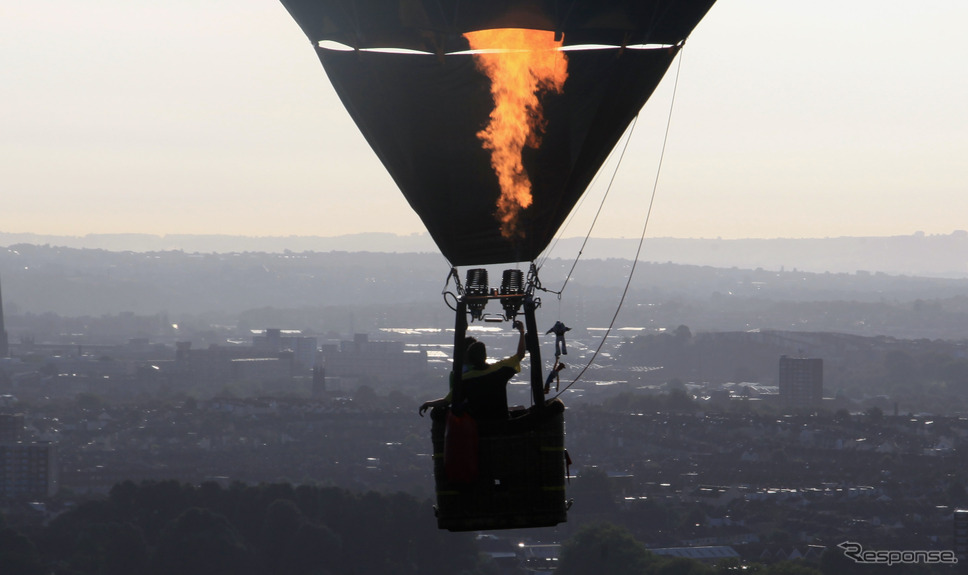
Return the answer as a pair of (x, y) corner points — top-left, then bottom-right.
(280, 0), (717, 531)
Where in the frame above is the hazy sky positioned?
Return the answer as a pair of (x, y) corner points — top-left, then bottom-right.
(3, 1), (966, 245)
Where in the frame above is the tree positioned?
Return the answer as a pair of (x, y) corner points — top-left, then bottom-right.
(762, 561), (821, 575)
(353, 384), (381, 410)
(665, 378), (688, 394)
(152, 507), (250, 575)
(556, 523), (656, 575)
(666, 387), (696, 412)
(279, 521), (342, 575)
(674, 325), (692, 341)
(260, 499), (304, 570)
(70, 522), (148, 575)
(568, 467), (617, 517)
(654, 556), (713, 574)
(0, 528), (45, 575)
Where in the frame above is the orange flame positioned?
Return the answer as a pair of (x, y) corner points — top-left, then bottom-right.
(464, 29), (568, 239)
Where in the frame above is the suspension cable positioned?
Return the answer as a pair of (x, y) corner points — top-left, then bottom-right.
(554, 46), (687, 397)
(540, 114), (640, 298)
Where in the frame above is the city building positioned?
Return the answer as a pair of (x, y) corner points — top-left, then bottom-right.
(0, 443), (58, 499)
(955, 509), (968, 563)
(778, 356), (823, 407)
(312, 365), (326, 397)
(319, 333), (427, 381)
(0, 413), (58, 499)
(171, 342), (294, 387)
(252, 328), (319, 372)
(0, 413), (25, 443)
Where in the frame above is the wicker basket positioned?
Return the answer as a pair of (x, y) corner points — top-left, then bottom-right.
(430, 399), (568, 531)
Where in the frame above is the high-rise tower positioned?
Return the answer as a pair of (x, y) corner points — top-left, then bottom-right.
(778, 355), (823, 406)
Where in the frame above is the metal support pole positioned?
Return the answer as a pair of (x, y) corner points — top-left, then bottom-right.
(451, 299), (468, 410)
(523, 295), (544, 410)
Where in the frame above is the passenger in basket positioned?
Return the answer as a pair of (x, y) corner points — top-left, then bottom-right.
(418, 336), (477, 416)
(418, 321), (526, 418)
(459, 320), (526, 420)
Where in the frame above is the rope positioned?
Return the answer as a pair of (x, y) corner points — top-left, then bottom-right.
(554, 47), (687, 398)
(540, 115), (640, 297)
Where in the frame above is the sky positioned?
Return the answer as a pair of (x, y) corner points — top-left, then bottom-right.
(3, 1), (966, 245)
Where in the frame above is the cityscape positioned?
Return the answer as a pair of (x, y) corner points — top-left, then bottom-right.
(1, 245), (967, 573)
(5, 0), (967, 571)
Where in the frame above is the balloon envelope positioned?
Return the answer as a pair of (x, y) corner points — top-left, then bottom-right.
(280, 1), (716, 52)
(281, 0), (716, 266)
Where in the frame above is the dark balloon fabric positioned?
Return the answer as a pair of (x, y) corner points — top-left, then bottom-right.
(280, 0), (716, 51)
(281, 0), (716, 265)
(320, 47), (678, 265)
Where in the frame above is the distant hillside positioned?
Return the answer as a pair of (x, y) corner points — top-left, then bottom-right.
(2, 230), (967, 277)
(553, 232), (968, 278)
(0, 231), (441, 257)
(3, 243), (968, 340)
(617, 328), (968, 414)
